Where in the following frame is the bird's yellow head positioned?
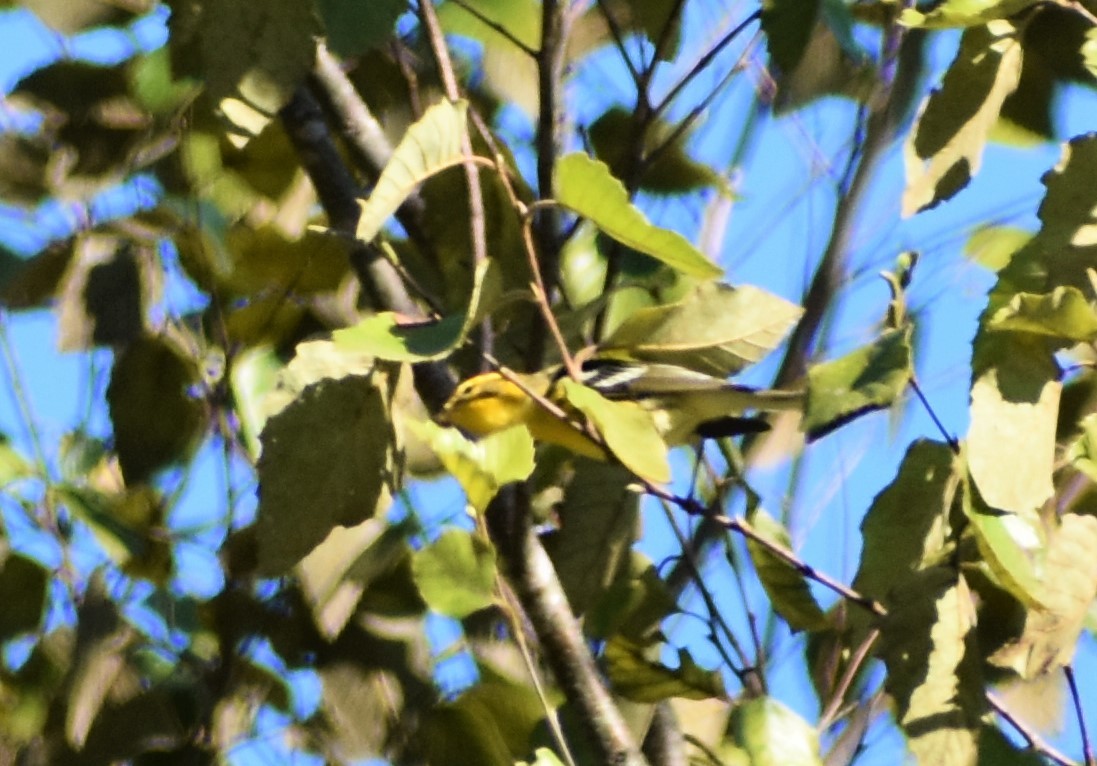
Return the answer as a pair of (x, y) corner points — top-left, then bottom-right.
(436, 372), (538, 436)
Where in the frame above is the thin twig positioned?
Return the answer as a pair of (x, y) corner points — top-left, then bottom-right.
(646, 482), (887, 618)
(658, 497), (760, 692)
(774, 6), (911, 386)
(1065, 665), (1095, 766)
(910, 377), (960, 453)
(651, 11), (761, 121)
(497, 576), (579, 766)
(989, 691), (1080, 766)
(447, 0), (538, 56)
(593, 0), (642, 87)
(818, 628), (880, 730)
(417, 0), (488, 272)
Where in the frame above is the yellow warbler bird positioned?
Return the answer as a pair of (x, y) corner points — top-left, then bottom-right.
(436, 358), (803, 461)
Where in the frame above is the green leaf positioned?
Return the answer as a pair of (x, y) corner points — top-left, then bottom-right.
(588, 107), (729, 196)
(296, 518), (414, 639)
(804, 327), (913, 441)
(414, 420), (535, 513)
(106, 336), (207, 484)
(334, 259), (498, 362)
(964, 480), (1048, 609)
(963, 224), (1032, 272)
(903, 22), (1023, 215)
(987, 514), (1097, 678)
(559, 378), (670, 484)
(1066, 414), (1097, 483)
(605, 637), (726, 702)
(0, 547), (48, 642)
(901, 0), (1038, 28)
(423, 673), (546, 766)
(967, 350), (1058, 513)
(760, 0), (820, 73)
(879, 569), (983, 766)
(729, 697), (822, 766)
(57, 236), (153, 351)
(848, 440), (960, 643)
(229, 345), (285, 460)
(1085, 27), (1097, 80)
(0, 435), (32, 487)
(554, 153), (723, 279)
(987, 286), (1097, 342)
(255, 366), (397, 575)
(438, 0), (540, 115)
(542, 461), (640, 621)
(583, 553), (677, 639)
(744, 509), (828, 633)
(411, 528), (497, 618)
(356, 99), (470, 242)
(317, 0), (404, 57)
(600, 282), (802, 377)
(167, 0), (321, 146)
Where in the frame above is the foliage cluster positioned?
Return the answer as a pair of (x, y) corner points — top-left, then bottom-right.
(1, 1), (1097, 765)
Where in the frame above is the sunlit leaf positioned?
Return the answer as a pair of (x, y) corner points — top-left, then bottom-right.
(987, 286), (1097, 341)
(987, 514), (1097, 677)
(903, 21), (1023, 215)
(964, 480), (1048, 609)
(334, 260), (498, 362)
(967, 352), (1058, 514)
(554, 153), (723, 279)
(879, 568), (983, 766)
(729, 696), (822, 766)
(356, 99), (470, 243)
(297, 517), (414, 639)
(0, 436), (32, 487)
(415, 420), (535, 513)
(559, 378), (670, 484)
(804, 327), (913, 441)
(600, 281), (802, 377)
(963, 224), (1031, 272)
(901, 0), (1038, 28)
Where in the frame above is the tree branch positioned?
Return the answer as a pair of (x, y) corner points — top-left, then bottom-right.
(278, 85), (454, 411)
(486, 486), (648, 766)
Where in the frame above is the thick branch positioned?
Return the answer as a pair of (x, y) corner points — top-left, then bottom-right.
(486, 486), (648, 766)
(278, 85), (454, 410)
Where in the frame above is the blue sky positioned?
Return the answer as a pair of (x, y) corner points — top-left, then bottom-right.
(1, 4), (1096, 765)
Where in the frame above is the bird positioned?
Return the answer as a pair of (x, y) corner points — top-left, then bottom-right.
(436, 357), (803, 461)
